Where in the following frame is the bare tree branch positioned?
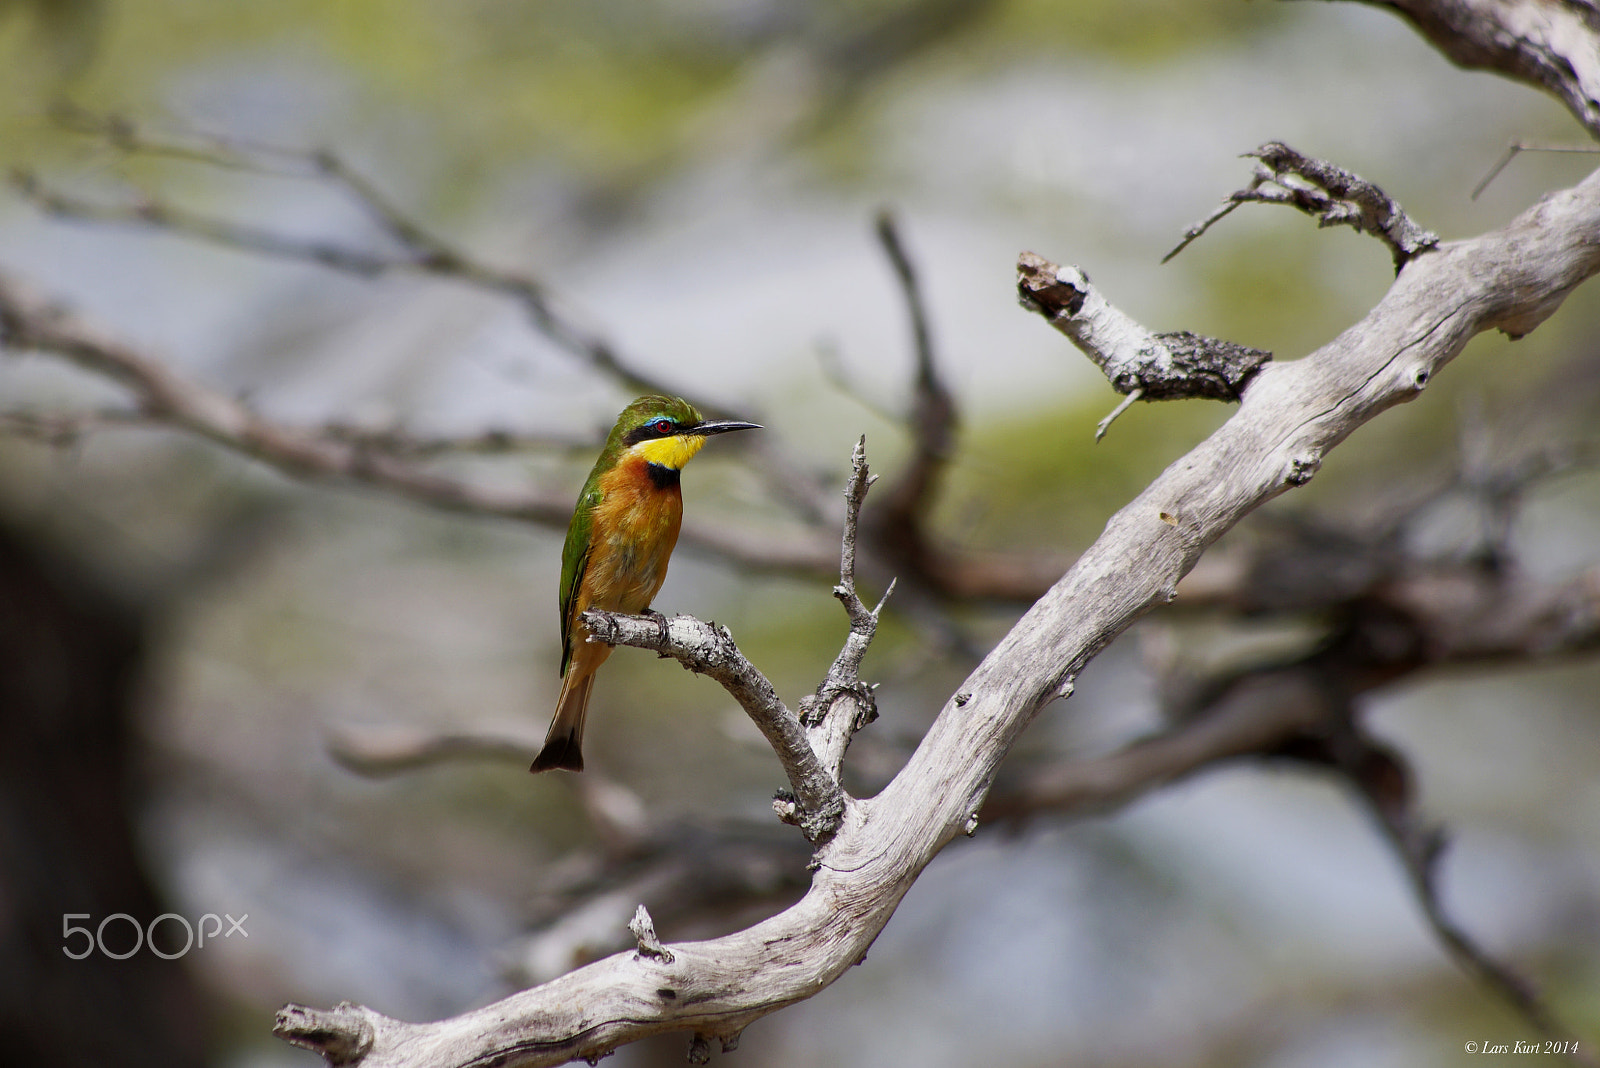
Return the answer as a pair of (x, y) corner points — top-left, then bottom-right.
(1300, 0), (1600, 140)
(13, 119), (830, 537)
(0, 406), (151, 445)
(12, 108), (841, 559)
(800, 438), (890, 780)
(862, 211), (968, 599)
(1331, 725), (1599, 1068)
(276, 161), (1600, 1067)
(0, 306), (561, 518)
(1016, 253), (1272, 438)
(578, 609), (848, 844)
(10, 139), (1084, 601)
(982, 669), (1334, 823)
(0, 273), (574, 524)
(984, 438), (1600, 1051)
(1165, 142), (1440, 270)
(11, 140), (683, 404)
(875, 209), (954, 476)
(811, 215), (1071, 602)
(988, 558), (1600, 824)
(321, 439), (1600, 1035)
(574, 438), (893, 840)
(326, 722), (541, 775)
(983, 484), (1600, 1054)
(0, 271), (846, 575)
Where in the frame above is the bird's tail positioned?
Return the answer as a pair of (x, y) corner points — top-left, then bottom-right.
(531, 667), (595, 773)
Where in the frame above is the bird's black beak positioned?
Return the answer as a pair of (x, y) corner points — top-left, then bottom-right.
(690, 419), (762, 436)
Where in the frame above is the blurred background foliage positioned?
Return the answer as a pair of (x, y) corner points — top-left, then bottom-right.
(1, 1), (1597, 1066)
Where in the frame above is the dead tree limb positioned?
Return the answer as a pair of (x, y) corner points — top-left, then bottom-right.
(1016, 254), (1272, 439)
(277, 162), (1600, 1067)
(0, 272), (842, 573)
(800, 438), (890, 780)
(1332, 724), (1599, 1068)
(578, 609), (847, 844)
(1165, 142), (1440, 270)
(1299, 0), (1600, 140)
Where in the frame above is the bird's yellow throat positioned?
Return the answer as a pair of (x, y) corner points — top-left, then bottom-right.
(631, 433), (706, 471)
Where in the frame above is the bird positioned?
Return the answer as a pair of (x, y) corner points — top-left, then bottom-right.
(531, 395), (760, 773)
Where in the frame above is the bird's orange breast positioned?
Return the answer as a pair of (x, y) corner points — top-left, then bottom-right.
(580, 455), (684, 615)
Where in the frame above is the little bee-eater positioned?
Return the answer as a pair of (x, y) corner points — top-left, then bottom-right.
(531, 395), (760, 773)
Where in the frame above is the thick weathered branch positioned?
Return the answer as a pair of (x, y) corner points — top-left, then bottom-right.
(1303, 0), (1600, 139)
(986, 458), (1600, 1053)
(278, 166), (1600, 1068)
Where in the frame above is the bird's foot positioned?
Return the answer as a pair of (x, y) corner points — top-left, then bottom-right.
(644, 608), (671, 654)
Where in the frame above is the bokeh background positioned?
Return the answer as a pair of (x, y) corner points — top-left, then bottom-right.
(1, 1), (1597, 1066)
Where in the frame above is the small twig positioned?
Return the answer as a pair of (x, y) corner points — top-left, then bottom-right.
(0, 406), (587, 458)
(1166, 142), (1439, 272)
(1162, 196), (1245, 265)
(1094, 387), (1143, 443)
(11, 143), (680, 402)
(628, 905), (675, 964)
(801, 438), (890, 778)
(50, 105), (316, 178)
(578, 609), (847, 842)
(11, 168), (408, 276)
(275, 1003), (375, 1065)
(814, 338), (902, 425)
(835, 438), (880, 634)
(1473, 142), (1600, 200)
(317, 422), (595, 458)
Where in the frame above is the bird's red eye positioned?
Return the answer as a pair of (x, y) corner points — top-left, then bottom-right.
(653, 419), (673, 434)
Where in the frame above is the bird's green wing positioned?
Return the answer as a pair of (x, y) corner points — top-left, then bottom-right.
(558, 484), (602, 677)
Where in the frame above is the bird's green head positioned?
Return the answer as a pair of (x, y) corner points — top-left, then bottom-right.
(606, 395), (761, 471)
